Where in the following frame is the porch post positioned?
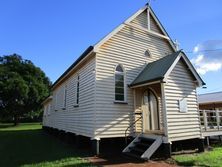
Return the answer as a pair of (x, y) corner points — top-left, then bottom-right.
(216, 109), (220, 130)
(91, 138), (100, 155)
(203, 110), (208, 131)
(133, 89), (138, 133)
(133, 89), (136, 111)
(163, 142), (172, 158)
(198, 138), (205, 152)
(161, 83), (169, 140)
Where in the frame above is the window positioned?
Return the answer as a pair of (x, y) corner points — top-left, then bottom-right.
(115, 64), (125, 101)
(63, 85), (67, 109)
(76, 75), (80, 105)
(145, 49), (151, 57)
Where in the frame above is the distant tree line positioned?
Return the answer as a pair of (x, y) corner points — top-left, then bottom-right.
(0, 54), (51, 125)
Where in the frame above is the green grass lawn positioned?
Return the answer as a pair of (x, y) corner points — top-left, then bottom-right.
(173, 145), (222, 167)
(0, 123), (94, 167)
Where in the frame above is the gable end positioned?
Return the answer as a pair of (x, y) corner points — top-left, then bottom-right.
(164, 52), (205, 87)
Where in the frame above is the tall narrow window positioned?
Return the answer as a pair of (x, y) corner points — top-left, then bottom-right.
(63, 85), (67, 109)
(76, 75), (80, 105)
(115, 64), (125, 101)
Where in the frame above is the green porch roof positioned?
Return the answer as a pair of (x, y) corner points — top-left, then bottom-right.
(130, 51), (182, 87)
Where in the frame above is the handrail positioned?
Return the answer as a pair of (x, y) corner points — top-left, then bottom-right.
(125, 112), (143, 145)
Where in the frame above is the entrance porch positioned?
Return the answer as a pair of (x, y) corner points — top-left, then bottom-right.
(132, 82), (166, 137)
(123, 51), (206, 160)
(122, 82), (170, 160)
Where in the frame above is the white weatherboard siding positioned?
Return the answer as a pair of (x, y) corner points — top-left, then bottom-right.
(130, 9), (164, 35)
(43, 101), (52, 127)
(43, 105), (47, 126)
(42, 103), (48, 126)
(165, 59), (201, 142)
(95, 12), (174, 138)
(150, 14), (164, 35)
(130, 9), (148, 29)
(44, 57), (96, 138)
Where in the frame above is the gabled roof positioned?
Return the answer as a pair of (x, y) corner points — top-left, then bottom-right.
(51, 5), (177, 89)
(198, 91), (222, 104)
(130, 51), (205, 87)
(130, 51), (180, 87)
(94, 5), (176, 52)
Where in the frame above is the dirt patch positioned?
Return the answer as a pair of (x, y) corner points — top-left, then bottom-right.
(88, 154), (177, 167)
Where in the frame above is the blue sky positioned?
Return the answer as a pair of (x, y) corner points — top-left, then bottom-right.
(0, 0), (222, 94)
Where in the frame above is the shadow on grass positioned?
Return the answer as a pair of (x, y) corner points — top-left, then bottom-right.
(175, 160), (195, 166)
(0, 123), (14, 129)
(176, 160), (209, 167)
(0, 129), (93, 167)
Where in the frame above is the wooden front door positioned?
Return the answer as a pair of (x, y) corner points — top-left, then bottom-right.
(142, 89), (160, 132)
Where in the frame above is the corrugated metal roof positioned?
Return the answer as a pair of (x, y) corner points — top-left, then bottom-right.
(129, 51), (181, 87)
(198, 92), (222, 104)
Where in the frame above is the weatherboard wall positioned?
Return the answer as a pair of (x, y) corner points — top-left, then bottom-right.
(43, 57), (96, 138)
(43, 101), (52, 126)
(94, 11), (174, 138)
(130, 9), (164, 35)
(164, 59), (201, 142)
(43, 8), (201, 142)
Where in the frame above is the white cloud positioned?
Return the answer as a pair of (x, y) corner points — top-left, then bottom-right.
(196, 62), (222, 75)
(193, 46), (199, 53)
(191, 54), (204, 64)
(191, 40), (222, 75)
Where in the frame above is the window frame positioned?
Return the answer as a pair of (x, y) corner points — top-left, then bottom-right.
(114, 64), (127, 103)
(74, 75), (80, 107)
(62, 85), (67, 110)
(145, 49), (152, 58)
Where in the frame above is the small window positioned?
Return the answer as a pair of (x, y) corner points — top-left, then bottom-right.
(63, 85), (67, 109)
(145, 49), (151, 57)
(115, 64), (125, 101)
(76, 75), (80, 105)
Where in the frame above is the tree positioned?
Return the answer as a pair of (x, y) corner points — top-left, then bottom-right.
(0, 54), (51, 125)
